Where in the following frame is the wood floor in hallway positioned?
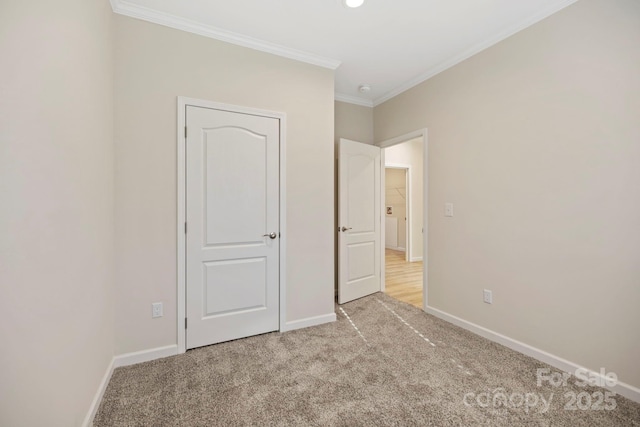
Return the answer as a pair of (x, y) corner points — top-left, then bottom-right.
(384, 248), (423, 308)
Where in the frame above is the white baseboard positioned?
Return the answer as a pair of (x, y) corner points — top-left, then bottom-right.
(82, 357), (115, 427)
(281, 312), (336, 332)
(83, 345), (179, 426)
(410, 256), (422, 262)
(113, 344), (179, 368)
(385, 245), (406, 251)
(424, 305), (640, 404)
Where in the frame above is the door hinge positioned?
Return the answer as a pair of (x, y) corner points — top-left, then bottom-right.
(185, 318), (187, 329)
(184, 222), (187, 234)
(184, 127), (187, 138)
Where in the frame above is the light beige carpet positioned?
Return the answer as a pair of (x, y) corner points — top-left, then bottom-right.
(94, 293), (640, 426)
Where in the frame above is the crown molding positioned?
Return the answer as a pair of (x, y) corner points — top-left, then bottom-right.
(334, 93), (374, 108)
(110, 0), (342, 70)
(373, 0), (579, 106)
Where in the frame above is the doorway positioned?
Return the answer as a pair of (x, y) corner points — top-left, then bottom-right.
(384, 166), (421, 307)
(336, 130), (427, 310)
(380, 130), (427, 310)
(384, 167), (409, 258)
(177, 97), (287, 353)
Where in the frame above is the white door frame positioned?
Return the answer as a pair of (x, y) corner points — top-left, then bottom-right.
(384, 165), (411, 261)
(378, 129), (428, 309)
(176, 96), (287, 353)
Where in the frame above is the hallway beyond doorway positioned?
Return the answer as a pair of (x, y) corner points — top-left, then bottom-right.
(384, 249), (423, 308)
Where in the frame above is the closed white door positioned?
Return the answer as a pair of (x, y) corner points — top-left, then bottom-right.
(186, 106), (279, 349)
(338, 139), (381, 304)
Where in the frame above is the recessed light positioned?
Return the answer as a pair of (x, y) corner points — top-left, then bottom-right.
(359, 84), (371, 93)
(344, 0), (365, 8)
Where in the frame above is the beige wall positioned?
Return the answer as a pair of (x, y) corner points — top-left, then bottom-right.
(114, 16), (335, 354)
(375, 0), (640, 388)
(0, 1), (115, 425)
(335, 101), (374, 146)
(385, 139), (424, 261)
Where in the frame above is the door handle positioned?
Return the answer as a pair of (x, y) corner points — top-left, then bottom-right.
(263, 232), (277, 239)
(340, 226), (352, 232)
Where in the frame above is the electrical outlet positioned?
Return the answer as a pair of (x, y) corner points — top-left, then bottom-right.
(483, 289), (493, 304)
(152, 302), (163, 318)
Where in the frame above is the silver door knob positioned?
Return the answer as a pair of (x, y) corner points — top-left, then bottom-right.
(340, 226), (352, 232)
(263, 232), (277, 239)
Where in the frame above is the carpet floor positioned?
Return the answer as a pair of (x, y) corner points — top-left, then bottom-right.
(94, 293), (640, 426)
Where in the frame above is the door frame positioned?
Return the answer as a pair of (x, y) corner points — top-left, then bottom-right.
(176, 96), (287, 354)
(384, 165), (411, 261)
(378, 129), (428, 309)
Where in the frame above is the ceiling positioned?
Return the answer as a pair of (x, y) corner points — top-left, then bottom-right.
(111, 0), (578, 107)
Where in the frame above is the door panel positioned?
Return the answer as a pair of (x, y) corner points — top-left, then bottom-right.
(338, 139), (381, 304)
(204, 127), (266, 246)
(186, 106), (279, 349)
(203, 257), (266, 316)
(348, 154), (376, 232)
(347, 242), (376, 282)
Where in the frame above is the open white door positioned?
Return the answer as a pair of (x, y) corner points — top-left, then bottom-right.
(338, 139), (381, 304)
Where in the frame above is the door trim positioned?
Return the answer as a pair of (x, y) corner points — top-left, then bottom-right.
(378, 129), (428, 309)
(177, 96), (287, 354)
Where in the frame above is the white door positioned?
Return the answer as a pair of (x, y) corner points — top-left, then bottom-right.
(338, 139), (381, 304)
(186, 105), (279, 349)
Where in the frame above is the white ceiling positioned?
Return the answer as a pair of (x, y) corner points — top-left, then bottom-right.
(111, 0), (578, 107)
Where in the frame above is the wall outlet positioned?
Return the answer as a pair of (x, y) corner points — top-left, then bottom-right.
(152, 302), (163, 318)
(483, 289), (493, 304)
(445, 202), (454, 217)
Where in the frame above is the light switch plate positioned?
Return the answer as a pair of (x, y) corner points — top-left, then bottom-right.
(152, 302), (163, 318)
(445, 203), (454, 217)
